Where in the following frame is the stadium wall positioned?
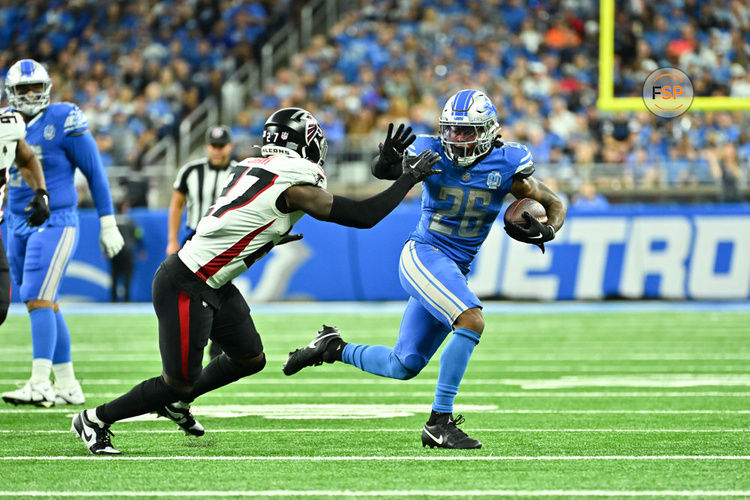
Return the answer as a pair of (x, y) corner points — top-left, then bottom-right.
(5, 204), (749, 303)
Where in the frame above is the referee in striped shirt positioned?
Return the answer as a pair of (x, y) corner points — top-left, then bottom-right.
(167, 125), (236, 256)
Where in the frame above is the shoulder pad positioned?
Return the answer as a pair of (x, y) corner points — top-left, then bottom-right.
(252, 156), (327, 190)
(0, 111), (26, 142)
(502, 141), (534, 177)
(50, 102), (88, 135)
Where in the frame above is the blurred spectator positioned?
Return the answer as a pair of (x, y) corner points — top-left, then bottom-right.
(573, 181), (610, 210)
(0, 0), (293, 166)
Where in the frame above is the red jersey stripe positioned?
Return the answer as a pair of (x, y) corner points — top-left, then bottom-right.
(195, 219), (276, 281)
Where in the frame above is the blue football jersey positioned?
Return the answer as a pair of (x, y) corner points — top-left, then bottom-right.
(407, 135), (534, 272)
(7, 102), (88, 216)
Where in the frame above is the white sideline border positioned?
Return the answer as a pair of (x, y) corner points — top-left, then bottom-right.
(2, 428), (749, 434)
(8, 300), (750, 317)
(1, 490), (750, 497)
(3, 456), (750, 461)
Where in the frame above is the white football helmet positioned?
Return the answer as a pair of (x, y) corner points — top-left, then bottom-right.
(439, 89), (500, 167)
(4, 59), (52, 116)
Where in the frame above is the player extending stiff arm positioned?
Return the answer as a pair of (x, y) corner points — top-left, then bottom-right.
(1, 59), (124, 409)
(71, 107), (441, 455)
(0, 109), (50, 325)
(284, 89), (567, 449)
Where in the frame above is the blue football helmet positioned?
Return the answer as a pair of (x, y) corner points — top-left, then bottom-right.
(439, 89), (500, 167)
(4, 59), (52, 116)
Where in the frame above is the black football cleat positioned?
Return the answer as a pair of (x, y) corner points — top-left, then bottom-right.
(71, 410), (121, 455)
(155, 401), (205, 436)
(283, 325), (343, 376)
(422, 414), (482, 449)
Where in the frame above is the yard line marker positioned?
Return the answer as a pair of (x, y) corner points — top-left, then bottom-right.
(1, 407), (749, 415)
(1, 490), (750, 497)
(79, 391), (750, 399)
(1, 428), (749, 434)
(2, 455), (750, 461)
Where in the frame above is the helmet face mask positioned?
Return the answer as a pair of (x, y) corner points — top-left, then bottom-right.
(261, 107), (328, 167)
(4, 59), (52, 117)
(439, 89), (500, 168)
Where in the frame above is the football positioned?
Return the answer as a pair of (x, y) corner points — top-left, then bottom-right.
(504, 198), (548, 228)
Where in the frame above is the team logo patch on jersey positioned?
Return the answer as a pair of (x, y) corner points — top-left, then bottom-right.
(43, 125), (55, 140)
(487, 171), (502, 189)
(462, 172), (471, 182)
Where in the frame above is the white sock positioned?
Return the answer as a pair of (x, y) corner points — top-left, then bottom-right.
(85, 409), (104, 426)
(52, 362), (76, 387)
(30, 359), (52, 384)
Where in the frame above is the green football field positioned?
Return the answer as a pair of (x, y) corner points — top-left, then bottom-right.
(1, 306), (749, 498)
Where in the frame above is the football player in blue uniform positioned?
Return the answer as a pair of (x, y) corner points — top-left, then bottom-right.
(1, 59), (124, 408)
(284, 89), (567, 449)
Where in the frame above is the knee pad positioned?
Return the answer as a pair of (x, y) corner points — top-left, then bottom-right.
(391, 353), (425, 380)
(161, 373), (194, 398)
(228, 352), (266, 377)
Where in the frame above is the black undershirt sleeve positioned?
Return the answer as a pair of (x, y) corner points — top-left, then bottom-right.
(371, 153), (403, 180)
(327, 174), (416, 229)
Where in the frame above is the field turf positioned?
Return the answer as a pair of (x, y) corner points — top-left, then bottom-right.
(0, 306), (749, 498)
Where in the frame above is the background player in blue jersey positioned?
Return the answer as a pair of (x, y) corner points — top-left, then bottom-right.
(284, 89), (567, 449)
(1, 59), (124, 408)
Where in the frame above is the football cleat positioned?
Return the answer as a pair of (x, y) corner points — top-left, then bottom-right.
(54, 380), (85, 405)
(422, 414), (482, 449)
(2, 380), (55, 407)
(283, 325), (342, 376)
(155, 401), (205, 436)
(71, 410), (121, 455)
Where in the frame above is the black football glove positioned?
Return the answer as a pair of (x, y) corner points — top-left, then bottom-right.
(504, 211), (555, 253)
(25, 188), (50, 227)
(277, 233), (303, 245)
(402, 150), (442, 183)
(372, 123), (417, 180)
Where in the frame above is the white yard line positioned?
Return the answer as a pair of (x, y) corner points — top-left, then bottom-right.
(2, 456), (750, 461)
(1, 491), (750, 497)
(80, 391), (750, 398)
(1, 408), (749, 415)
(1, 428), (749, 434)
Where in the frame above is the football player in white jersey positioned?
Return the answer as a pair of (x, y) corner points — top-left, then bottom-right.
(0, 109), (49, 327)
(72, 107), (441, 454)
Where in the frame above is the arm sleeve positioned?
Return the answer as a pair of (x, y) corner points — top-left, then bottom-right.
(64, 131), (116, 217)
(370, 153), (403, 180)
(327, 174), (415, 229)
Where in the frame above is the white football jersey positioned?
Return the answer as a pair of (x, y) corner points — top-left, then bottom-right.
(178, 155), (327, 289)
(0, 111), (26, 220)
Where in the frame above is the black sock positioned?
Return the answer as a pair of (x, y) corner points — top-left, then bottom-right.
(96, 376), (180, 424)
(327, 339), (346, 362)
(427, 410), (452, 425)
(188, 353), (259, 401)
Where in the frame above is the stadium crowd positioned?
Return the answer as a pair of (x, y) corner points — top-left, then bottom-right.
(0, 0), (300, 168)
(1, 0), (748, 197)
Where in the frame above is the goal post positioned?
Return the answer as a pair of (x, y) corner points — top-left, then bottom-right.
(596, 0), (750, 112)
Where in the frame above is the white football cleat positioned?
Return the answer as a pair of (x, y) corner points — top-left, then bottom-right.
(2, 380), (56, 407)
(54, 380), (85, 405)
